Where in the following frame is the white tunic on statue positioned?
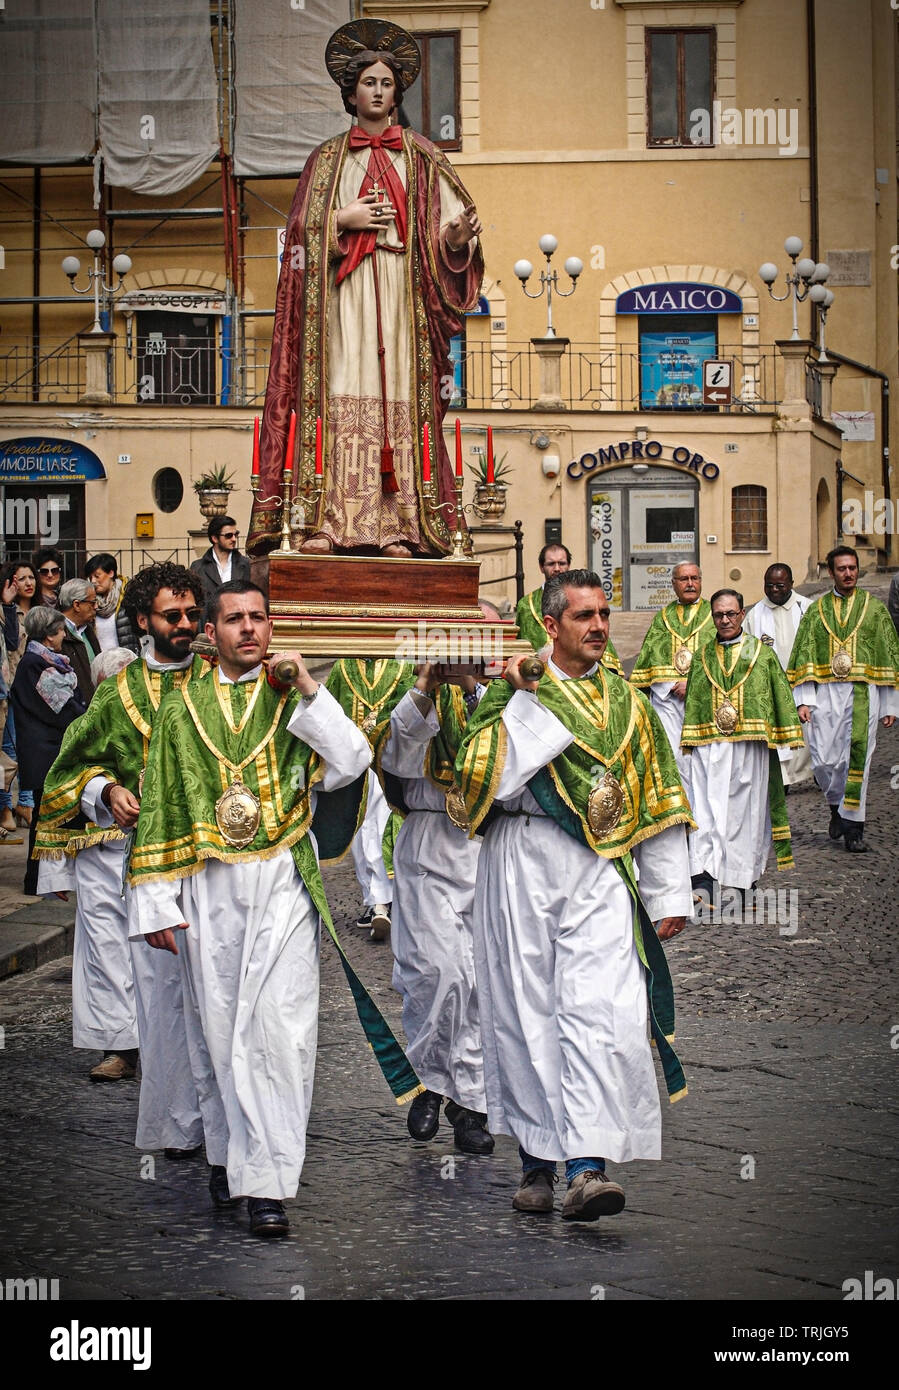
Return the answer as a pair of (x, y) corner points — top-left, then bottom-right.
(745, 591), (813, 786)
(792, 677), (899, 822)
(473, 663), (692, 1164)
(381, 691), (485, 1112)
(351, 770), (392, 909)
(131, 679), (371, 1200)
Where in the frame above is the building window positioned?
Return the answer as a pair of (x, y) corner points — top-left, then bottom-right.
(732, 485), (768, 550)
(136, 311), (216, 406)
(638, 314), (717, 409)
(402, 32), (460, 149)
(646, 29), (715, 148)
(153, 468), (184, 513)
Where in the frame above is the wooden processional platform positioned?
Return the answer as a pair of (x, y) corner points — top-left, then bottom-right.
(260, 552), (526, 665)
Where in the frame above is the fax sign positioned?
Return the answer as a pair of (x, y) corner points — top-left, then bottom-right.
(702, 360), (732, 406)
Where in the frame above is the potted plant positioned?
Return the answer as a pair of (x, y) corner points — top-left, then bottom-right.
(193, 464), (234, 519)
(468, 450), (512, 519)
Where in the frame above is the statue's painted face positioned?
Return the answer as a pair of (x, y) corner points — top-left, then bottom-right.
(350, 61), (396, 123)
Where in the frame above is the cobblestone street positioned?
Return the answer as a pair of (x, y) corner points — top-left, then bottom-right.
(0, 731), (896, 1308)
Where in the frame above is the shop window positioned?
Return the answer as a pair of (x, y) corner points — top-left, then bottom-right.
(153, 468), (184, 513)
(732, 484), (768, 550)
(638, 314), (717, 409)
(402, 32), (460, 149)
(647, 29), (715, 148)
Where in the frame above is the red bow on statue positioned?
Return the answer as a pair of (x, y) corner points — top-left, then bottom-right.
(337, 125), (408, 286)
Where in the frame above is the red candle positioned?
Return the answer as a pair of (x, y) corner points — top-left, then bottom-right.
(455, 418), (463, 478)
(251, 416), (260, 476)
(284, 409), (297, 474)
(422, 422), (431, 483)
(314, 416), (323, 476)
(486, 426), (495, 483)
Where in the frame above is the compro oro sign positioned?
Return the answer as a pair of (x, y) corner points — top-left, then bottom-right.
(0, 438), (107, 482)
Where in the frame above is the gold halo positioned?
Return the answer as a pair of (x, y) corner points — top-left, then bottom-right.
(325, 19), (421, 93)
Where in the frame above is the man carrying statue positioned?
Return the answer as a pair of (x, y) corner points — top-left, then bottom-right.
(248, 19), (483, 559)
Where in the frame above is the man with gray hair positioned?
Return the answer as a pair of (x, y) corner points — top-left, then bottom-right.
(59, 578), (99, 702)
(630, 561), (712, 799)
(456, 570), (693, 1221)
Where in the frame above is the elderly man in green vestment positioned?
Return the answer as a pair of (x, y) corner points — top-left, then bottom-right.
(681, 588), (804, 896)
(630, 561), (712, 799)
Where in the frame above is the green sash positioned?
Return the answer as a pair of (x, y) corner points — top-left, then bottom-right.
(631, 600), (714, 686)
(515, 586), (624, 674)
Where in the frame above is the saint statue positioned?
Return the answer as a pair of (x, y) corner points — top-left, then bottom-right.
(247, 19), (484, 558)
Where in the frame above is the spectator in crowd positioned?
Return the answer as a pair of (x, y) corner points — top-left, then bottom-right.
(190, 516), (251, 617)
(84, 554), (140, 655)
(90, 646), (138, 685)
(0, 561), (39, 830)
(32, 546), (65, 608)
(59, 579), (100, 702)
(9, 606), (87, 893)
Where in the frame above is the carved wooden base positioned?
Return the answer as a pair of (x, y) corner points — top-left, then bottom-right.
(260, 552), (526, 662)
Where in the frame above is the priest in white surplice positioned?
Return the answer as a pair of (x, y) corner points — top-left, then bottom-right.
(456, 570), (694, 1223)
(682, 589), (804, 894)
(380, 666), (492, 1156)
(130, 582), (372, 1238)
(745, 563), (812, 786)
(788, 546), (899, 852)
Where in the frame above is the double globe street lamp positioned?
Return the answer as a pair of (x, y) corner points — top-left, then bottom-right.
(62, 229), (132, 334)
(514, 234), (583, 339)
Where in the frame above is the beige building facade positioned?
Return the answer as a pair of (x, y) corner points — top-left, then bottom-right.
(0, 0), (894, 612)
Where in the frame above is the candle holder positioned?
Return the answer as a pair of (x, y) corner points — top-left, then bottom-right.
(291, 473), (323, 548)
(423, 474), (473, 559)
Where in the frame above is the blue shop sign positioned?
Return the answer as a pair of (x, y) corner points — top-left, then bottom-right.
(616, 283), (743, 315)
(0, 437), (106, 483)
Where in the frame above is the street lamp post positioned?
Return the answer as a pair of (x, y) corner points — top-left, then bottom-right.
(809, 284), (835, 363)
(514, 234), (582, 339)
(758, 236), (830, 342)
(62, 229), (132, 333)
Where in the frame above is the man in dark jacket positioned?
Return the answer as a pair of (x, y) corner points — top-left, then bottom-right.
(190, 516), (251, 618)
(58, 579), (100, 702)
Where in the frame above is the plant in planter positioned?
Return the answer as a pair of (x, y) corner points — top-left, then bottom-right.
(468, 449), (512, 519)
(193, 465), (235, 519)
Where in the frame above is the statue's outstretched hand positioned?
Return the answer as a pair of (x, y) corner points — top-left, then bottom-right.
(446, 206), (481, 250)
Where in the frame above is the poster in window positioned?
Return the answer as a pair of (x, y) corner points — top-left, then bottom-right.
(640, 330), (717, 409)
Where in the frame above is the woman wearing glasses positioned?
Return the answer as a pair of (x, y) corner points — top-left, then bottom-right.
(32, 546), (65, 608)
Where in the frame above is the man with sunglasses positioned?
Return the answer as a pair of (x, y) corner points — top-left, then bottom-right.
(36, 565), (210, 1161)
(190, 515), (251, 619)
(32, 546), (64, 608)
(680, 589), (804, 901)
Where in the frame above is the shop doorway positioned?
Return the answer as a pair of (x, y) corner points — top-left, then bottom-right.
(587, 467), (699, 611)
(0, 483), (85, 580)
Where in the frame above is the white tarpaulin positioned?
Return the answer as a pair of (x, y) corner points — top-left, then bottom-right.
(97, 0), (218, 196)
(231, 0), (351, 177)
(0, 0), (97, 165)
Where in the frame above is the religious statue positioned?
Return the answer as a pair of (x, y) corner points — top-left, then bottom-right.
(247, 19), (484, 559)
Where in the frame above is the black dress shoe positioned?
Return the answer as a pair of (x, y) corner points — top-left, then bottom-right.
(248, 1198), (289, 1238)
(407, 1089), (443, 1141)
(451, 1108), (495, 1156)
(165, 1145), (203, 1161)
(828, 806), (845, 840)
(844, 821), (869, 853)
(209, 1164), (242, 1208)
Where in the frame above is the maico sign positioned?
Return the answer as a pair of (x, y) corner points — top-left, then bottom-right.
(616, 283), (743, 315)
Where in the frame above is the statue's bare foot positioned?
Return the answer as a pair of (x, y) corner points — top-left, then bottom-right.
(300, 534), (333, 554)
(381, 542), (412, 558)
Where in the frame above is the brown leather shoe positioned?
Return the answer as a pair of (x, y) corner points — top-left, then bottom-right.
(512, 1167), (556, 1213)
(89, 1054), (137, 1082)
(561, 1169), (626, 1221)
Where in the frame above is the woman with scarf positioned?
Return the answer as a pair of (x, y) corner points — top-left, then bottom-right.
(85, 554), (140, 654)
(0, 560), (39, 833)
(9, 605), (87, 892)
